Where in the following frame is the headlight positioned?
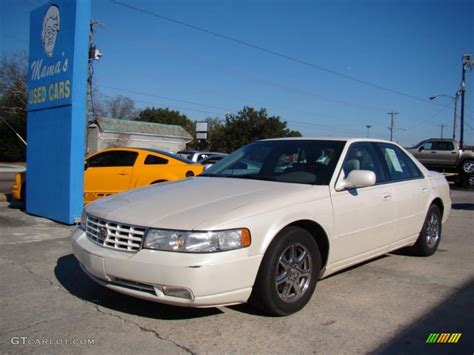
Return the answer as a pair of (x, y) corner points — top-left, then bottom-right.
(79, 210), (87, 230)
(144, 228), (251, 253)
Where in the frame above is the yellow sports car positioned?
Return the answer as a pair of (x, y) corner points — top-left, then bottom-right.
(12, 148), (204, 204)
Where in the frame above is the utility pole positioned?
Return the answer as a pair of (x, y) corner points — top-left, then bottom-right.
(460, 54), (473, 150)
(366, 125), (372, 138)
(438, 124), (447, 138)
(453, 91), (460, 140)
(387, 111), (398, 141)
(86, 20), (103, 155)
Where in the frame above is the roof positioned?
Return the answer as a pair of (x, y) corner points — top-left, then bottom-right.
(96, 117), (193, 140)
(87, 147), (196, 164)
(263, 137), (392, 143)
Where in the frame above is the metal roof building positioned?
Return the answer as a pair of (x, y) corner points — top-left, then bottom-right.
(87, 117), (193, 154)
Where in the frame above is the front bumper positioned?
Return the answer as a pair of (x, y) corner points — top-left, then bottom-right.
(71, 227), (262, 307)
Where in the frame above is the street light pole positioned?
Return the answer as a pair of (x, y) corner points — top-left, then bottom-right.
(429, 93), (459, 140)
(366, 125), (372, 138)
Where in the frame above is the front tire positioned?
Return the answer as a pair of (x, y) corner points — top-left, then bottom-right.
(461, 159), (474, 174)
(250, 226), (321, 316)
(408, 205), (442, 256)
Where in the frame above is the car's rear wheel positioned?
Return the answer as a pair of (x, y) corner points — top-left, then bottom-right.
(408, 204), (442, 256)
(250, 226), (321, 316)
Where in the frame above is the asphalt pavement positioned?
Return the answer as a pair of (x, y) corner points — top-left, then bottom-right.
(0, 188), (473, 354)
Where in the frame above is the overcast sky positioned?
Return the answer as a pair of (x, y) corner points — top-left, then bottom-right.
(2, 0), (473, 146)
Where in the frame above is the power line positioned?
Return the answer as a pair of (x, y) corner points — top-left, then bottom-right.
(99, 93), (369, 135)
(99, 84), (238, 112)
(104, 27), (391, 113)
(101, 93), (227, 116)
(111, 0), (445, 105)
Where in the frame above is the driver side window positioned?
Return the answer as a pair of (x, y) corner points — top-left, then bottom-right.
(422, 142), (433, 150)
(343, 143), (386, 184)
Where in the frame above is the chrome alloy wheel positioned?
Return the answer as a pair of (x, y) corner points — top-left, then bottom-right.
(463, 161), (474, 174)
(426, 212), (440, 248)
(275, 243), (312, 303)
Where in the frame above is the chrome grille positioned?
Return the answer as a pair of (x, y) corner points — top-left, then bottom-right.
(86, 215), (146, 252)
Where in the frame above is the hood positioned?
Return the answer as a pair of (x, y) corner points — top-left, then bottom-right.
(85, 177), (319, 230)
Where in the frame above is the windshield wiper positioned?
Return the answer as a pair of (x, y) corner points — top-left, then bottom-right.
(199, 173), (219, 177)
(198, 173), (235, 178)
(231, 175), (277, 182)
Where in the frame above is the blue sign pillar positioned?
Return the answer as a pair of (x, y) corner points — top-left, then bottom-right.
(27, 0), (90, 224)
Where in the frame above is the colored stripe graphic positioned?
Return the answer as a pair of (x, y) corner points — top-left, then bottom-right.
(448, 333), (462, 343)
(437, 333), (449, 343)
(426, 333), (439, 343)
(426, 333), (462, 344)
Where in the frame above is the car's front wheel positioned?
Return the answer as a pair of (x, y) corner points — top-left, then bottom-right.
(250, 226), (321, 316)
(408, 204), (442, 256)
(461, 159), (474, 174)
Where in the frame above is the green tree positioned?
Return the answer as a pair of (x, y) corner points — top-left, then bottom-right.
(211, 107), (301, 152)
(0, 52), (28, 161)
(135, 107), (195, 137)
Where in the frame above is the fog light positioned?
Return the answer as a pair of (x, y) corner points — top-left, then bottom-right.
(161, 286), (194, 300)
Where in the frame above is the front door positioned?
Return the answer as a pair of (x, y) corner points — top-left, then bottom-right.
(330, 142), (396, 268)
(84, 150), (138, 202)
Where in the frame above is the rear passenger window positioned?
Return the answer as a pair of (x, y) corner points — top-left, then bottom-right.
(144, 155), (168, 165)
(377, 144), (423, 181)
(432, 141), (455, 151)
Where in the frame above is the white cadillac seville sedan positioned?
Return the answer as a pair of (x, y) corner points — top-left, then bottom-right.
(72, 138), (451, 316)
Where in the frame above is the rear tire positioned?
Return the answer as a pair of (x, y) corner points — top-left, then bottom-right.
(408, 205), (442, 256)
(250, 226), (321, 316)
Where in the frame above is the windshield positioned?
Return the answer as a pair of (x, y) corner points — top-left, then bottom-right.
(201, 140), (345, 185)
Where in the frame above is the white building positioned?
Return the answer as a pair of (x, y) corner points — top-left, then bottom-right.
(87, 117), (193, 154)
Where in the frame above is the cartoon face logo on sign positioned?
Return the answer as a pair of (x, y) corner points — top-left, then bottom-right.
(41, 5), (60, 58)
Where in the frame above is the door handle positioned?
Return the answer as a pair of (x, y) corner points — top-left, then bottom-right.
(421, 187), (428, 192)
(117, 172), (128, 176)
(451, 152), (457, 154)
(382, 194), (392, 201)
(430, 151), (437, 154)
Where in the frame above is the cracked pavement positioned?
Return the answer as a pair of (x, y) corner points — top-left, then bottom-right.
(0, 189), (473, 354)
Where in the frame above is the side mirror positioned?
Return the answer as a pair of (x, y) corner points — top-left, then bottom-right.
(84, 162), (88, 171)
(335, 170), (376, 191)
(418, 146), (424, 152)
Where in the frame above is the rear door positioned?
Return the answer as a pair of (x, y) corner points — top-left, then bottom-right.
(84, 150), (138, 200)
(376, 143), (430, 244)
(431, 140), (458, 166)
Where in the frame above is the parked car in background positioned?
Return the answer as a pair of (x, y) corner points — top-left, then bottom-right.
(73, 138), (450, 316)
(12, 148), (204, 204)
(199, 154), (228, 169)
(407, 139), (473, 173)
(177, 150), (227, 162)
(407, 139), (473, 187)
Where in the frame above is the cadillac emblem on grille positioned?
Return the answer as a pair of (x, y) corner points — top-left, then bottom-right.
(98, 227), (107, 242)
